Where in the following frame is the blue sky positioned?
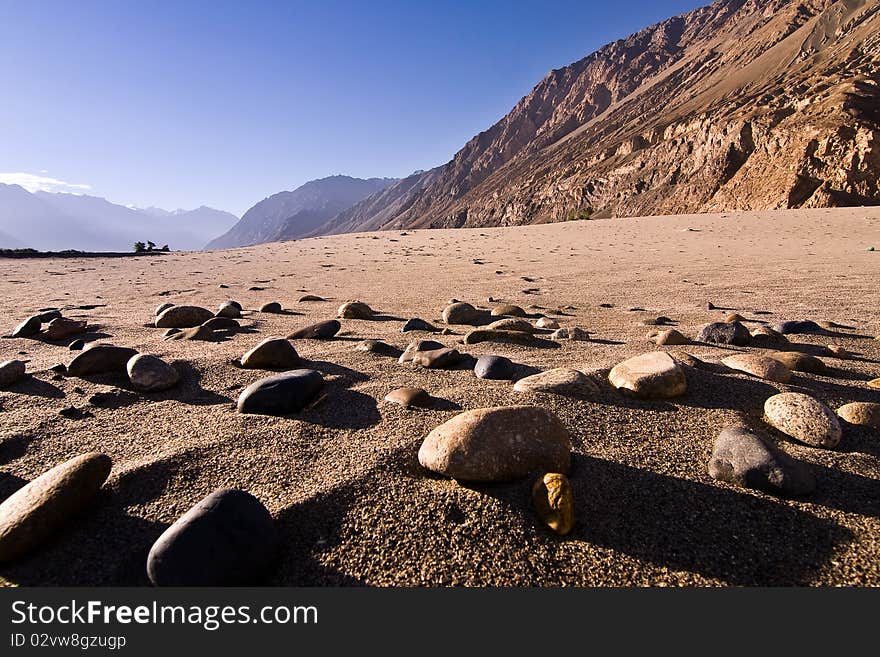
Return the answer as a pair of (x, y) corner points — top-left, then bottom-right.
(0, 0), (705, 216)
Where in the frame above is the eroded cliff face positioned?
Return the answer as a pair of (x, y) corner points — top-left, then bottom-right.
(315, 0), (879, 236)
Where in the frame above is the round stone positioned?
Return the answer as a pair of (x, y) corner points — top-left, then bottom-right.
(411, 347), (463, 369)
(769, 351), (827, 375)
(750, 326), (790, 349)
(836, 402), (880, 428)
(146, 489), (277, 586)
(236, 369), (324, 416)
(551, 326), (590, 341)
(725, 313), (746, 323)
(697, 321), (751, 346)
(442, 302), (480, 325)
(126, 354), (179, 392)
(0, 360), (26, 387)
(155, 305), (214, 328)
(155, 303), (175, 316)
(532, 473), (575, 535)
(163, 325), (215, 341)
(514, 368), (598, 396)
(68, 339), (86, 351)
(216, 301), (242, 318)
(43, 318), (87, 341)
(772, 320), (824, 335)
(201, 316), (240, 331)
(609, 351), (687, 398)
(708, 426), (815, 496)
(259, 301), (283, 313)
(721, 353), (792, 383)
(463, 328), (543, 346)
(384, 387), (432, 408)
(474, 355), (514, 380)
(298, 294), (326, 302)
(487, 318), (535, 333)
(354, 339), (399, 356)
(401, 318), (438, 332)
(654, 328), (688, 345)
(337, 301), (374, 319)
(240, 337), (301, 369)
(11, 315), (42, 338)
(67, 344), (139, 377)
(398, 340), (445, 363)
(535, 317), (560, 330)
(491, 304), (526, 317)
(0, 453), (112, 563)
(36, 309), (62, 323)
(418, 406), (572, 482)
(764, 393), (842, 449)
(288, 319), (341, 339)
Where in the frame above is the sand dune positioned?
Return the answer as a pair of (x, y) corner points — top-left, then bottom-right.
(1, 207), (878, 586)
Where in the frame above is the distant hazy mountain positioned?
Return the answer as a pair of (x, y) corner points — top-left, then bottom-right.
(205, 175), (396, 250)
(0, 184), (238, 251)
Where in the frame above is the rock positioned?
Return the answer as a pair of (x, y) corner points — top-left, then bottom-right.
(772, 320), (824, 335)
(298, 294), (326, 302)
(127, 354), (179, 392)
(609, 351), (687, 398)
(337, 301), (374, 319)
(68, 339), (86, 351)
(721, 354), (792, 383)
(869, 378), (880, 390)
(67, 344), (138, 377)
(750, 326), (790, 349)
(163, 328), (181, 338)
(49, 363), (66, 373)
(769, 351), (828, 375)
(0, 360), (26, 387)
(654, 328), (688, 345)
(490, 304), (526, 317)
(163, 325), (216, 341)
(725, 313), (746, 323)
(836, 402), (880, 428)
(236, 369), (324, 416)
(532, 473), (575, 535)
(36, 309), (62, 323)
(155, 305), (214, 328)
(401, 318), (438, 332)
(384, 387), (432, 408)
(706, 302), (716, 310)
(216, 301), (242, 318)
(514, 368), (598, 397)
(259, 301), (283, 313)
(764, 393), (841, 448)
(418, 406), (572, 482)
(398, 340), (445, 363)
(240, 338), (301, 369)
(463, 328), (542, 346)
(697, 321), (751, 346)
(353, 339), (399, 356)
(202, 317), (240, 332)
(551, 327), (590, 341)
(411, 347), (464, 369)
(155, 303), (174, 316)
(642, 316), (673, 326)
(43, 318), (87, 341)
(826, 345), (851, 358)
(0, 453), (112, 563)
(474, 355), (514, 380)
(287, 319), (341, 340)
(442, 302), (482, 325)
(535, 317), (559, 329)
(487, 318), (535, 333)
(708, 426), (815, 496)
(11, 315), (42, 338)
(146, 489), (276, 586)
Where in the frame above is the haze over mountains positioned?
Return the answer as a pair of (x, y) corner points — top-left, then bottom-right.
(0, 183), (237, 252)
(205, 176), (396, 250)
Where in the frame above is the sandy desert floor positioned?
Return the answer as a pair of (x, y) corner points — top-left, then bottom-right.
(1, 206), (879, 586)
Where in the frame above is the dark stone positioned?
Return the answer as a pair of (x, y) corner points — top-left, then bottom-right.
(146, 489), (277, 586)
(287, 320), (341, 340)
(474, 355), (514, 380)
(36, 310), (62, 323)
(697, 321), (751, 346)
(68, 339), (86, 351)
(67, 345), (139, 376)
(708, 426), (815, 496)
(237, 369), (324, 416)
(259, 302), (283, 313)
(11, 315), (42, 338)
(772, 320), (825, 335)
(201, 317), (240, 331)
(154, 305), (214, 328)
(401, 318), (438, 332)
(411, 347), (464, 369)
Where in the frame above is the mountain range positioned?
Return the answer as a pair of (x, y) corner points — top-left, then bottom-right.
(0, 183), (238, 252)
(205, 175), (396, 250)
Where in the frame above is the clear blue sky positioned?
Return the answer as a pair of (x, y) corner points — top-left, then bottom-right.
(0, 0), (705, 216)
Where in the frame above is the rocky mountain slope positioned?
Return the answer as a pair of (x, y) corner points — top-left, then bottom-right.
(314, 0), (879, 235)
(206, 175), (396, 249)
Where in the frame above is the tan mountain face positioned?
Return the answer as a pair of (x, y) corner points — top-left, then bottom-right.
(317, 0), (879, 235)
